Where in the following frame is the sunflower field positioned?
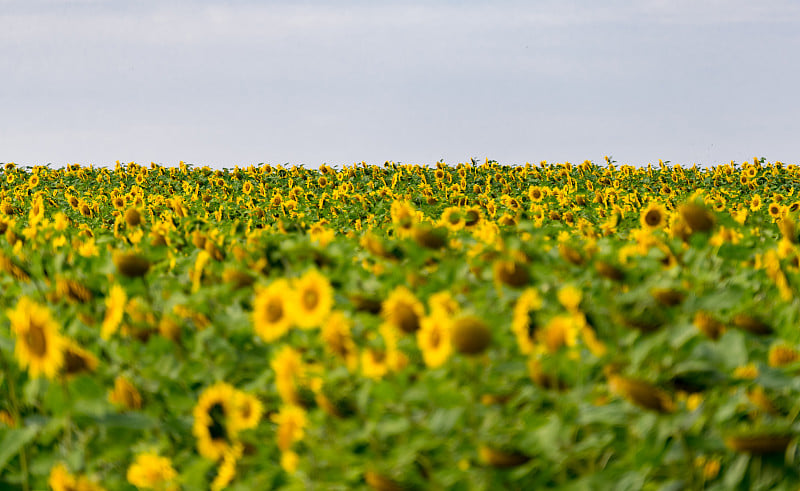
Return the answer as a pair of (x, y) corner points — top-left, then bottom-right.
(2, 158), (800, 490)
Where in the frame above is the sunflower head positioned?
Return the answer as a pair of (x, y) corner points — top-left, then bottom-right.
(492, 259), (530, 288)
(252, 279), (294, 342)
(450, 315), (491, 355)
(678, 203), (715, 233)
(640, 202), (667, 230)
(8, 297), (64, 379)
(113, 251), (151, 278)
(381, 287), (424, 333)
(289, 270), (333, 329)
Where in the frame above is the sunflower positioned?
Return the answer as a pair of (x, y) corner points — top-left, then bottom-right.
(56, 278), (93, 304)
(768, 202), (784, 219)
(381, 286), (424, 334)
(271, 405), (308, 452)
(49, 463), (107, 491)
(640, 202), (667, 230)
(768, 344), (800, 367)
(607, 374), (675, 413)
(540, 315), (579, 354)
(450, 316), (491, 355)
(252, 279), (294, 342)
(211, 449), (240, 490)
(427, 290), (460, 317)
(511, 288), (543, 355)
(193, 382), (242, 461)
(557, 285), (582, 312)
(108, 375), (142, 410)
(7, 297), (65, 379)
(271, 346), (305, 405)
(528, 186), (545, 202)
(439, 207), (465, 231)
(126, 452), (178, 490)
(361, 349), (390, 380)
(321, 311), (358, 371)
(234, 391), (263, 430)
(390, 200), (417, 237)
(416, 311), (453, 368)
(124, 207), (142, 227)
(60, 339), (98, 378)
(289, 269), (333, 329)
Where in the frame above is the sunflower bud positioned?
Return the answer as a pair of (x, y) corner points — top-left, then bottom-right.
(451, 316), (491, 355)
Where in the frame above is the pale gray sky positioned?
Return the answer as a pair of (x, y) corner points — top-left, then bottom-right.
(1, 0), (799, 168)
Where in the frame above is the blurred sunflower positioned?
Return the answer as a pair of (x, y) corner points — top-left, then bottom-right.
(252, 279), (294, 341)
(640, 202), (667, 230)
(7, 297), (65, 379)
(193, 382), (242, 461)
(382, 286), (424, 334)
(289, 269), (333, 329)
(126, 452), (178, 490)
(511, 288), (543, 355)
(321, 311), (359, 371)
(417, 310), (453, 368)
(108, 375), (142, 410)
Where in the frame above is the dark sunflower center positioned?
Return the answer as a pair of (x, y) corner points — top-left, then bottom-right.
(207, 403), (228, 441)
(645, 209), (662, 226)
(266, 299), (284, 323)
(527, 312), (538, 340)
(24, 323), (47, 357)
(303, 289), (319, 310)
(396, 304), (420, 333)
(429, 328), (441, 347)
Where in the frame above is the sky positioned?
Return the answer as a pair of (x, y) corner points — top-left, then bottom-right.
(1, 0), (799, 169)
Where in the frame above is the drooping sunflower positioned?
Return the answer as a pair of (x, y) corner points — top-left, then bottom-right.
(193, 382), (242, 461)
(289, 269), (333, 329)
(381, 286), (425, 334)
(60, 339), (98, 378)
(7, 297), (65, 379)
(252, 279), (294, 342)
(416, 310), (453, 368)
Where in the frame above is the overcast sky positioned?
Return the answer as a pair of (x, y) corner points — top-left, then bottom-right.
(2, 0), (799, 169)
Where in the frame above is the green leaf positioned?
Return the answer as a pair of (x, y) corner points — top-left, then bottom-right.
(0, 425), (39, 471)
